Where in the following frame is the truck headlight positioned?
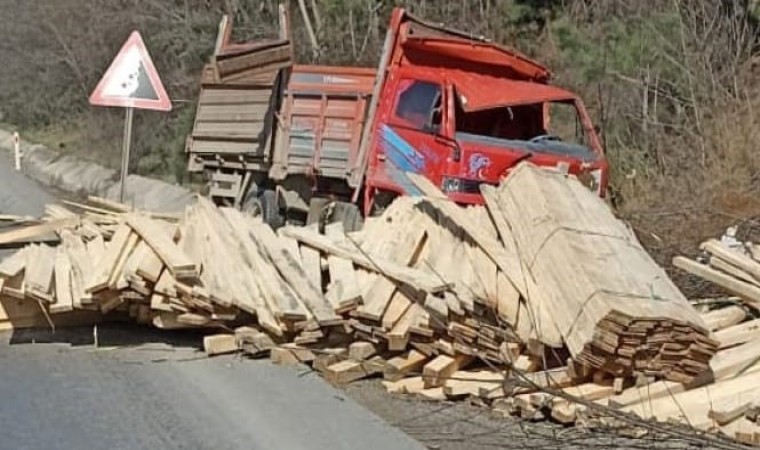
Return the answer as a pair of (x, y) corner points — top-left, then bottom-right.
(441, 177), (462, 193)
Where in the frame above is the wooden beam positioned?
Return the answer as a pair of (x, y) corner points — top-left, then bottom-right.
(405, 174), (526, 296)
(50, 249), (74, 314)
(125, 214), (197, 279)
(674, 257), (760, 309)
(324, 223), (361, 311)
(355, 224), (427, 322)
(422, 354), (473, 388)
(251, 221), (340, 326)
(280, 225), (450, 294)
(700, 305), (746, 332)
(702, 239), (760, 281)
(0, 218), (77, 246)
(715, 318), (760, 349)
(384, 349), (428, 381)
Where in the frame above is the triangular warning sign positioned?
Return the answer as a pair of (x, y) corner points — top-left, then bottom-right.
(89, 31), (172, 111)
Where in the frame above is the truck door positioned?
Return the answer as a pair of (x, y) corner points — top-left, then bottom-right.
(373, 78), (451, 190)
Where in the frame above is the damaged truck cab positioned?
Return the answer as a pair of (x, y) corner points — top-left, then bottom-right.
(361, 9), (608, 213)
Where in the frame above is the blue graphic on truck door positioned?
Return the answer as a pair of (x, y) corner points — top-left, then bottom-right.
(380, 124), (425, 173)
(377, 124), (425, 196)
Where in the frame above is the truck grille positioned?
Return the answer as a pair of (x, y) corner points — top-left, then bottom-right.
(461, 179), (495, 194)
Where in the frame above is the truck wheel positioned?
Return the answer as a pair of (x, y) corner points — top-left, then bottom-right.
(241, 186), (259, 215)
(332, 202), (363, 232)
(244, 190), (285, 228)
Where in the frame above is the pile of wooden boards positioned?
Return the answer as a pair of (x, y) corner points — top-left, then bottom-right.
(2, 162), (752, 444)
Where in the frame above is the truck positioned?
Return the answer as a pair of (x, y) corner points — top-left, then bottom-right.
(185, 5), (609, 230)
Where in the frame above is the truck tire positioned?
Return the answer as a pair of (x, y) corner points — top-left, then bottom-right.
(241, 185), (259, 215)
(332, 202), (363, 232)
(243, 189), (285, 229)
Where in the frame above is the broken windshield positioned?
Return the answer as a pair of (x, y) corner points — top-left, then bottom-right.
(454, 98), (598, 161)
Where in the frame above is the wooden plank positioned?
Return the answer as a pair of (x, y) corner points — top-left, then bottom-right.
(110, 232), (139, 290)
(0, 218), (78, 246)
(622, 369), (760, 428)
(299, 240), (322, 295)
(709, 400), (756, 426)
(203, 334), (239, 356)
(121, 240), (148, 279)
(384, 349), (428, 381)
(0, 248), (27, 277)
(700, 305), (746, 332)
(50, 248), (74, 314)
(324, 222), (361, 310)
(702, 239), (760, 281)
(443, 370), (505, 398)
(251, 221), (341, 326)
(324, 356), (385, 384)
(697, 337), (760, 384)
(281, 226), (450, 294)
(135, 244), (164, 283)
(85, 224), (132, 293)
(348, 341), (377, 360)
(193, 203), (280, 333)
(278, 235), (303, 266)
(24, 244), (55, 301)
(382, 290), (412, 331)
(406, 174), (525, 295)
(355, 223), (427, 322)
(422, 354), (473, 388)
(60, 230), (91, 308)
(710, 257), (760, 287)
(715, 318), (760, 349)
(503, 367), (576, 395)
(674, 257), (760, 309)
(382, 376), (425, 394)
(387, 303), (421, 351)
(124, 214), (198, 279)
(220, 208), (307, 323)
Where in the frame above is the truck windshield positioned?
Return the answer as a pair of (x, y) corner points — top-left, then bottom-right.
(393, 79), (442, 133)
(454, 98), (598, 161)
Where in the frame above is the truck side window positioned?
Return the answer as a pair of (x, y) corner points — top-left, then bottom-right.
(394, 80), (441, 133)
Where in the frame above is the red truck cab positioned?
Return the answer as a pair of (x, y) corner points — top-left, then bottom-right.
(359, 9), (608, 214)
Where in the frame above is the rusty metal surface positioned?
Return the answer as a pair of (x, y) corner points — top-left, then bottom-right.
(269, 66), (375, 181)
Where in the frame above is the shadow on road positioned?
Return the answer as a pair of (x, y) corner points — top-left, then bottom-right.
(5, 321), (206, 350)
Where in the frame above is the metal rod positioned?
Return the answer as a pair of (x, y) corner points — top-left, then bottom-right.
(120, 107), (134, 203)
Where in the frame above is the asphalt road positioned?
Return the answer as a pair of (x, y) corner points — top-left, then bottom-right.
(0, 152), (54, 217)
(0, 327), (423, 450)
(0, 153), (424, 450)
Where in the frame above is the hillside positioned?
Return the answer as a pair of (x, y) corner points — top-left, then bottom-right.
(1, 0), (759, 294)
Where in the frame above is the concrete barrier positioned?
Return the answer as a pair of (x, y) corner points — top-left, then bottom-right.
(0, 129), (194, 213)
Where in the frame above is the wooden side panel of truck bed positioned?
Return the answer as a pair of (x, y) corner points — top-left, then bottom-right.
(268, 66), (376, 181)
(186, 21), (293, 173)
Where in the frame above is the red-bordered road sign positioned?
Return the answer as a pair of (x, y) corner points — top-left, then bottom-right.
(89, 31), (172, 111)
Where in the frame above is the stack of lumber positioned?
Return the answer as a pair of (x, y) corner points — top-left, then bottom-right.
(3, 163), (751, 444)
(494, 165), (716, 383)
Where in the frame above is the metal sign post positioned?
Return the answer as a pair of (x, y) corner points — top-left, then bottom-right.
(119, 108), (135, 203)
